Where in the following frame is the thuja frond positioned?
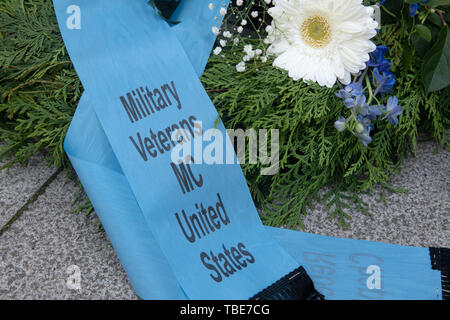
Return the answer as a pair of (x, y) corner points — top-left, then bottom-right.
(0, 0), (80, 167)
(0, 0), (448, 229)
(321, 185), (371, 229)
(201, 35), (449, 228)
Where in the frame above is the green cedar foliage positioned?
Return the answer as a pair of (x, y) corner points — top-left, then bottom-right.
(0, 0), (81, 168)
(0, 0), (448, 228)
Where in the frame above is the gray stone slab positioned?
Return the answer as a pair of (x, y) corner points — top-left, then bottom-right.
(0, 172), (137, 299)
(301, 140), (449, 248)
(0, 140), (447, 299)
(0, 150), (56, 228)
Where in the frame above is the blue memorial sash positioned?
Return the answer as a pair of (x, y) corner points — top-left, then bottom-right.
(55, 0), (448, 300)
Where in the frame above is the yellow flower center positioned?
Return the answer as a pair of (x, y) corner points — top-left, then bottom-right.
(301, 15), (331, 48)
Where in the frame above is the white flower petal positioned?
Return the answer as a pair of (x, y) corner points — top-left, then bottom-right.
(267, 0), (377, 87)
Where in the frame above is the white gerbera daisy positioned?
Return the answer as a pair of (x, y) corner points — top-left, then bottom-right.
(267, 0), (378, 88)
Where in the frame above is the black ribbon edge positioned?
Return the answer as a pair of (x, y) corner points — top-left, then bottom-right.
(250, 266), (325, 300)
(429, 247), (450, 300)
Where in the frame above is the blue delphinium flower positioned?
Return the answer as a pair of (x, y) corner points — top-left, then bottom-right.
(408, 0), (428, 17)
(355, 131), (372, 147)
(343, 94), (368, 111)
(334, 117), (347, 132)
(357, 114), (374, 131)
(373, 67), (396, 95)
(378, 59), (393, 73)
(334, 39), (401, 146)
(336, 82), (364, 99)
(409, 3), (419, 17)
(366, 105), (383, 121)
(382, 96), (403, 125)
(368, 46), (392, 73)
(335, 82), (376, 146)
(354, 117), (373, 146)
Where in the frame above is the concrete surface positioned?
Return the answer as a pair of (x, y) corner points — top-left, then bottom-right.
(0, 152), (55, 227)
(302, 141), (449, 248)
(0, 171), (137, 299)
(0, 140), (448, 299)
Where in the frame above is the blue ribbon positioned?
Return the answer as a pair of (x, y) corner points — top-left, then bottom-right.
(55, 0), (444, 300)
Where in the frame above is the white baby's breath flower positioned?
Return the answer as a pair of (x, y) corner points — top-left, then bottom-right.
(251, 11), (259, 18)
(211, 26), (220, 35)
(213, 47), (222, 55)
(243, 44), (253, 54)
(241, 19), (247, 26)
(264, 35), (275, 44)
(220, 39), (227, 47)
(219, 7), (227, 16)
(233, 38), (240, 45)
(237, 26), (243, 33)
(223, 31), (232, 38)
(236, 61), (246, 72)
(236, 0), (244, 6)
(208, 3), (214, 10)
(267, 0), (378, 88)
(255, 49), (262, 56)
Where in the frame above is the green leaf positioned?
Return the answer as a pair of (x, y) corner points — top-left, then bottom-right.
(411, 34), (432, 57)
(415, 24), (432, 42)
(401, 42), (414, 72)
(405, 0), (450, 7)
(427, 12), (444, 28)
(381, 0), (405, 25)
(422, 27), (450, 92)
(425, 0), (450, 7)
